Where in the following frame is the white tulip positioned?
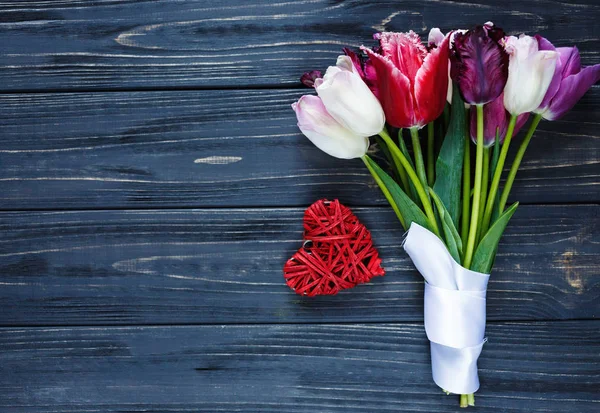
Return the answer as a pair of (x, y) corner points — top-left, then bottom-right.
(503, 35), (558, 115)
(314, 57), (385, 136)
(292, 95), (369, 159)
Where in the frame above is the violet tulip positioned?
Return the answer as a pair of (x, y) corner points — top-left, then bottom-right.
(314, 56), (385, 137)
(362, 30), (450, 129)
(451, 24), (508, 105)
(534, 36), (600, 120)
(469, 93), (530, 146)
(292, 95), (369, 159)
(503, 35), (558, 115)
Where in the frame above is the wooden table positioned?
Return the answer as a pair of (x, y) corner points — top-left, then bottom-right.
(1, 1), (598, 412)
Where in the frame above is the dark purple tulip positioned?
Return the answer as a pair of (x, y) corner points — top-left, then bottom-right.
(535, 35), (600, 120)
(300, 70), (322, 88)
(450, 24), (509, 105)
(469, 93), (530, 146)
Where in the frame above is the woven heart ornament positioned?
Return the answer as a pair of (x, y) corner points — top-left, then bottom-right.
(283, 199), (385, 296)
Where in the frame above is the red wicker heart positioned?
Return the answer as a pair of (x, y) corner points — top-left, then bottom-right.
(283, 199), (385, 296)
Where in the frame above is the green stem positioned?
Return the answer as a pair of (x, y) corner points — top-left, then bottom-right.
(476, 148), (490, 243)
(379, 129), (440, 237)
(498, 114), (542, 213)
(388, 129), (411, 193)
(410, 127), (429, 194)
(461, 120), (471, 246)
(480, 115), (517, 237)
(460, 394), (468, 408)
(463, 104), (485, 269)
(398, 130), (420, 206)
(467, 393), (475, 406)
(427, 122), (435, 186)
(361, 155), (406, 229)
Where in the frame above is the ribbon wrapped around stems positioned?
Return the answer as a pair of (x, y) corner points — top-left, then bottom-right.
(403, 223), (490, 395)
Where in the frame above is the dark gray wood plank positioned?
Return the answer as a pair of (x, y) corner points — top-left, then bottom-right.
(0, 0), (598, 90)
(1, 89), (598, 209)
(0, 205), (597, 326)
(0, 321), (598, 412)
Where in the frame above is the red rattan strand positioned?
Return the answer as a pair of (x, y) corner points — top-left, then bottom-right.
(283, 199), (385, 296)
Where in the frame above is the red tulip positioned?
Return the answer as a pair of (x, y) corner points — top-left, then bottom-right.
(362, 31), (450, 129)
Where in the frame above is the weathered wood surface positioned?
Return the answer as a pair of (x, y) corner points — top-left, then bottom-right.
(1, 1), (599, 411)
(1, 321), (598, 412)
(1, 89), (598, 210)
(1, 205), (597, 326)
(0, 0), (598, 91)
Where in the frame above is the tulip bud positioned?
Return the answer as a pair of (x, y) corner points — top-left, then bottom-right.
(503, 35), (558, 115)
(450, 25), (509, 105)
(533, 36), (600, 120)
(292, 95), (369, 159)
(314, 58), (385, 136)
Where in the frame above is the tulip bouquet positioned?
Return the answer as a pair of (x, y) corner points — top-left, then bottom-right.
(292, 22), (599, 407)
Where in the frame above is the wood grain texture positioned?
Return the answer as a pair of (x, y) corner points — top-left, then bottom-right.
(1, 89), (598, 210)
(0, 205), (597, 326)
(0, 321), (598, 412)
(0, 0), (598, 91)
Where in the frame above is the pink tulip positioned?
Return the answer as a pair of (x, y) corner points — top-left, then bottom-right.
(292, 95), (369, 159)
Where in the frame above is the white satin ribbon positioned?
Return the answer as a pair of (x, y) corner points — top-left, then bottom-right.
(403, 223), (489, 395)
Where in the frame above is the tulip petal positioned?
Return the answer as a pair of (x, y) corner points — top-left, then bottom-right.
(316, 69), (385, 136)
(378, 31), (426, 85)
(559, 46), (581, 77)
(505, 48), (558, 115)
(535, 36), (582, 113)
(414, 34), (450, 127)
(300, 70), (322, 88)
(543, 63), (600, 120)
(363, 47), (415, 128)
(428, 28), (445, 48)
(451, 26), (508, 105)
(535, 35), (561, 111)
(293, 95), (369, 159)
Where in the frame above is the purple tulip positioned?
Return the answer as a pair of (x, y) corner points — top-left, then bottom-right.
(534, 36), (600, 120)
(450, 24), (509, 105)
(469, 93), (530, 146)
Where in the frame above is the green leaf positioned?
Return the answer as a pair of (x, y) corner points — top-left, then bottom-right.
(429, 188), (463, 263)
(364, 156), (432, 232)
(471, 202), (519, 274)
(433, 83), (466, 225)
